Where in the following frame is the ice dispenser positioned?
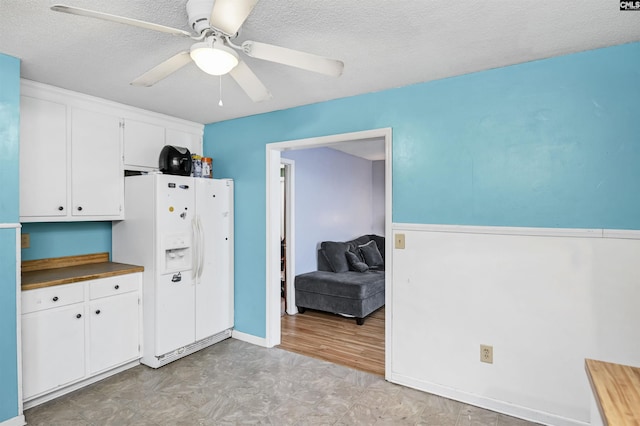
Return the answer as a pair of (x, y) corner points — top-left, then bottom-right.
(162, 233), (191, 273)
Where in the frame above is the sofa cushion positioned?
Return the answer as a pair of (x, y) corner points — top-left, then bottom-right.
(346, 235), (372, 252)
(345, 250), (369, 272)
(295, 270), (384, 299)
(320, 241), (350, 273)
(367, 234), (385, 261)
(359, 240), (384, 269)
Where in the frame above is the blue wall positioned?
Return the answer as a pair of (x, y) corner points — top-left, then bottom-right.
(21, 222), (112, 261)
(204, 42), (640, 338)
(0, 53), (20, 422)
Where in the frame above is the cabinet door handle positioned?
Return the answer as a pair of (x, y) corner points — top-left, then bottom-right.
(58, 206), (64, 211)
(52, 296), (59, 302)
(76, 314), (82, 319)
(114, 285), (120, 290)
(95, 309), (101, 315)
(77, 206), (83, 211)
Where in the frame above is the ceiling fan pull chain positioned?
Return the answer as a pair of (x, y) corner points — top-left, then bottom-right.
(218, 75), (224, 107)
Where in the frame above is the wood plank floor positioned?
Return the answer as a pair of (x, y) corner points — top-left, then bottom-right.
(278, 306), (385, 376)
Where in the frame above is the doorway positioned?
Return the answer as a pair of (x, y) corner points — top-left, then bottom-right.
(265, 128), (393, 378)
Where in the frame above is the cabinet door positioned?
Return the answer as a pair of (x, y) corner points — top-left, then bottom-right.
(71, 108), (123, 217)
(19, 96), (68, 218)
(166, 128), (202, 156)
(22, 304), (85, 400)
(123, 119), (165, 169)
(89, 292), (140, 374)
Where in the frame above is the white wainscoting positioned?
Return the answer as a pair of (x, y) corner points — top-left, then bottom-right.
(390, 223), (640, 426)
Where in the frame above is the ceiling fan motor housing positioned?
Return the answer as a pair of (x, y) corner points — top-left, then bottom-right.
(186, 0), (214, 34)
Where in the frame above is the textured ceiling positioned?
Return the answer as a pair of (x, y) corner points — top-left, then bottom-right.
(1, 1), (639, 125)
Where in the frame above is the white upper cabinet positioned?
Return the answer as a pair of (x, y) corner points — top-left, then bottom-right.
(166, 127), (202, 157)
(123, 119), (165, 170)
(71, 108), (123, 217)
(19, 96), (68, 218)
(123, 120), (203, 171)
(19, 93), (124, 222)
(19, 80), (203, 221)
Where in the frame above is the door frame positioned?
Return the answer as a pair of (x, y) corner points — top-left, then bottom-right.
(280, 157), (297, 314)
(265, 127), (393, 377)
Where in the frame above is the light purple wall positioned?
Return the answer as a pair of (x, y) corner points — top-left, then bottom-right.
(372, 160), (385, 236)
(282, 147), (374, 274)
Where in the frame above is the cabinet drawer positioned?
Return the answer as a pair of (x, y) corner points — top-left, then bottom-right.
(89, 274), (139, 300)
(22, 283), (84, 314)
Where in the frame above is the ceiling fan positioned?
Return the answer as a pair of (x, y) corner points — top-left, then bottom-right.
(50, 0), (345, 102)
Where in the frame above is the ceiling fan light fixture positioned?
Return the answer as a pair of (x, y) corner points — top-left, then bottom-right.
(190, 42), (239, 76)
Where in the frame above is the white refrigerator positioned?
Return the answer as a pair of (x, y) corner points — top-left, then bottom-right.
(112, 173), (233, 368)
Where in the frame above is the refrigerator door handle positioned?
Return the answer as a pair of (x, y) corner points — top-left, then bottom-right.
(197, 215), (205, 279)
(197, 216), (203, 280)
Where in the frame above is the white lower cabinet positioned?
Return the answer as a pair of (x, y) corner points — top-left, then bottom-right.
(21, 273), (141, 405)
(89, 286), (140, 375)
(22, 302), (86, 400)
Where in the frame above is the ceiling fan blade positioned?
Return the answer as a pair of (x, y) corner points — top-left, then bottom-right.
(209, 0), (258, 36)
(242, 41), (344, 77)
(130, 52), (192, 87)
(229, 60), (272, 102)
(50, 3), (192, 37)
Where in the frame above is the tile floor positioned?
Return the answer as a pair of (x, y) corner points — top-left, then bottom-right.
(25, 339), (539, 425)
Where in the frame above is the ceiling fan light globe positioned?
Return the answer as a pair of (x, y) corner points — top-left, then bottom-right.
(190, 42), (239, 76)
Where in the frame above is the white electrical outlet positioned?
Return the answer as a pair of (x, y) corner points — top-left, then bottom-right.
(480, 344), (493, 364)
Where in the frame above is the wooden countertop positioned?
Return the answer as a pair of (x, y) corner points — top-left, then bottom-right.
(585, 358), (640, 426)
(21, 252), (143, 291)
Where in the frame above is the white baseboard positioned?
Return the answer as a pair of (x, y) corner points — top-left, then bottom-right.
(389, 373), (589, 426)
(0, 414), (25, 426)
(23, 360), (139, 410)
(232, 330), (268, 347)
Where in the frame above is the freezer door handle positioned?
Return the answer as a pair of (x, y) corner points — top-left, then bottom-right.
(197, 215), (205, 279)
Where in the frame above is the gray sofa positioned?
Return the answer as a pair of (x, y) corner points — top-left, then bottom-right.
(294, 235), (385, 325)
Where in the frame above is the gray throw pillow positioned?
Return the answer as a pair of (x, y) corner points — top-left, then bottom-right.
(345, 250), (369, 272)
(359, 240), (384, 268)
(320, 241), (350, 273)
